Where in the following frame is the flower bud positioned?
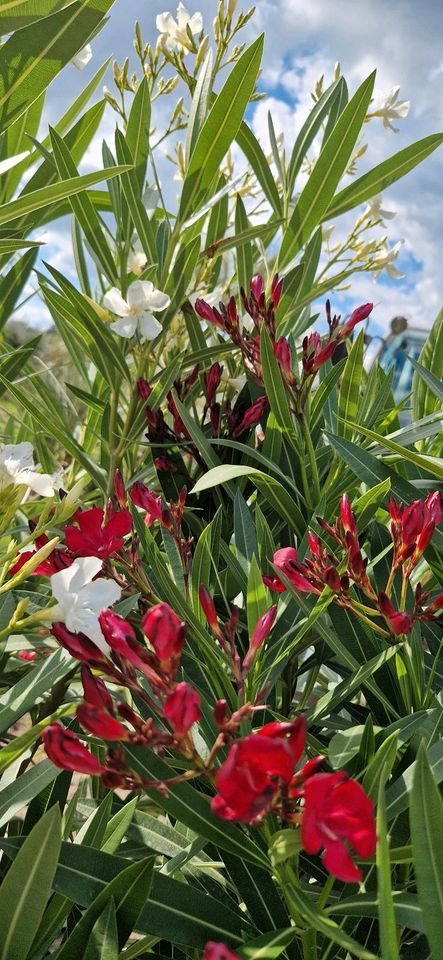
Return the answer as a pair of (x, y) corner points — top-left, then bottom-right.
(271, 273), (283, 308)
(76, 703), (128, 740)
(232, 395), (269, 437)
(142, 603), (185, 664)
(199, 585), (219, 632)
(52, 622), (106, 664)
(114, 469), (127, 508)
(130, 482), (163, 525)
(163, 682), (201, 737)
(340, 302), (373, 337)
(273, 337), (292, 377)
(43, 723), (104, 775)
(340, 493), (356, 534)
(203, 943), (240, 960)
(205, 362), (223, 407)
(137, 378), (152, 399)
(250, 274), (265, 307)
(214, 699), (228, 727)
(324, 566), (341, 592)
(242, 605), (277, 674)
(81, 664), (113, 712)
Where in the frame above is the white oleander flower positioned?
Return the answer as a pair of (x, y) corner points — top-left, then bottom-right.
(372, 239), (404, 279)
(156, 3), (203, 52)
(50, 557), (121, 654)
(370, 86), (410, 132)
(0, 443), (59, 497)
(72, 44), (92, 70)
(364, 194), (396, 223)
(103, 280), (171, 340)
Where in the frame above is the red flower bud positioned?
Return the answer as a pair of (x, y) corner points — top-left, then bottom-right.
(242, 605), (277, 674)
(425, 491), (443, 525)
(340, 493), (357, 534)
(137, 378), (152, 399)
(232, 395), (269, 437)
(339, 302), (373, 337)
(199, 585), (219, 632)
(262, 574), (287, 592)
(52, 622), (106, 664)
(273, 337), (292, 377)
(142, 603), (185, 664)
(81, 665), (113, 712)
(271, 273), (283, 308)
(18, 649), (37, 661)
(205, 363), (222, 407)
(155, 456), (177, 472)
(43, 723), (104, 775)
(389, 611), (414, 635)
(114, 469), (127, 508)
(250, 274), (265, 306)
(324, 566), (341, 593)
(214, 699), (228, 727)
(130, 482), (163, 525)
(76, 702), (128, 740)
(307, 532), (321, 558)
(194, 299), (221, 327)
(163, 682), (201, 737)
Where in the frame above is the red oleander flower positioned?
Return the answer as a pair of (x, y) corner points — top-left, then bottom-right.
(130, 481), (163, 525)
(142, 602), (185, 667)
(270, 547), (321, 594)
(65, 507), (132, 558)
(301, 772), (376, 882)
(202, 944), (240, 960)
(43, 723), (104, 775)
(163, 682), (201, 737)
(211, 719), (305, 823)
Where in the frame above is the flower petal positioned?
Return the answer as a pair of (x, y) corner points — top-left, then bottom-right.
(144, 288), (171, 312)
(126, 280), (154, 311)
(50, 556), (103, 604)
(110, 316), (138, 338)
(103, 287), (130, 316)
(138, 312), (163, 341)
(156, 11), (176, 32)
(17, 469), (57, 497)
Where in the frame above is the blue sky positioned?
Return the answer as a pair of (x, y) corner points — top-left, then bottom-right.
(17, 0), (443, 337)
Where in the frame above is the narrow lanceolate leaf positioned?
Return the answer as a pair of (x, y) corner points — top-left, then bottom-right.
(179, 36), (264, 222)
(0, 167), (131, 227)
(0, 760), (58, 824)
(0, 248), (37, 330)
(278, 71), (375, 267)
(185, 50), (213, 164)
(236, 120), (282, 216)
(260, 326), (295, 438)
(238, 928), (297, 960)
(337, 329), (365, 437)
(376, 780), (400, 960)
(286, 884), (377, 959)
(49, 126), (117, 282)
(83, 900), (118, 960)
(0, 0), (75, 33)
(0, 805), (61, 960)
(410, 742), (443, 960)
(115, 129), (157, 266)
(347, 421), (443, 482)
(412, 307), (443, 423)
(0, 0), (114, 131)
(192, 464), (304, 537)
(323, 134), (443, 221)
(286, 77), (343, 194)
(0, 647), (73, 732)
(235, 194), (253, 293)
(126, 76), (151, 193)
(0, 238), (41, 256)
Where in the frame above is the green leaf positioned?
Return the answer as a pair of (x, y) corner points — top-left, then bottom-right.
(346, 420), (443, 482)
(412, 308), (443, 423)
(410, 357), (443, 405)
(0, 0), (114, 131)
(324, 134), (443, 221)
(0, 760), (58, 825)
(126, 76), (151, 193)
(49, 125), (116, 282)
(124, 743), (270, 870)
(57, 858), (154, 959)
(114, 129), (157, 267)
(0, 248), (37, 330)
(239, 928), (297, 960)
(101, 796), (139, 854)
(410, 742), (443, 959)
(246, 554), (268, 636)
(236, 120), (282, 216)
(286, 77), (343, 193)
(278, 71), (376, 267)
(0, 805), (61, 960)
(163, 236), (201, 314)
(0, 647), (73, 732)
(0, 0), (75, 33)
(337, 329), (364, 437)
(376, 779), (400, 960)
(386, 738), (443, 821)
(363, 732), (399, 802)
(0, 166), (131, 227)
(260, 326), (296, 438)
(192, 464), (304, 537)
(0, 238), (41, 256)
(287, 883), (377, 959)
(83, 900), (118, 960)
(185, 50), (213, 164)
(179, 36), (264, 222)
(235, 194), (253, 292)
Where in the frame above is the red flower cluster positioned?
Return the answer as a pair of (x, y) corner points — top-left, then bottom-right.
(211, 717), (376, 882)
(65, 506), (132, 558)
(265, 491), (443, 638)
(45, 599), (202, 788)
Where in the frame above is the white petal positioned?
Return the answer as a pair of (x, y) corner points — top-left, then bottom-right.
(126, 250), (147, 275)
(1, 442), (35, 473)
(72, 44), (93, 70)
(156, 11), (176, 32)
(176, 2), (190, 27)
(51, 557), (103, 604)
(103, 287), (130, 316)
(188, 11), (203, 33)
(17, 469), (57, 497)
(386, 264), (404, 280)
(65, 608), (111, 655)
(110, 316), (138, 338)
(79, 578), (122, 615)
(144, 288), (171, 312)
(138, 312), (163, 340)
(127, 280), (154, 311)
